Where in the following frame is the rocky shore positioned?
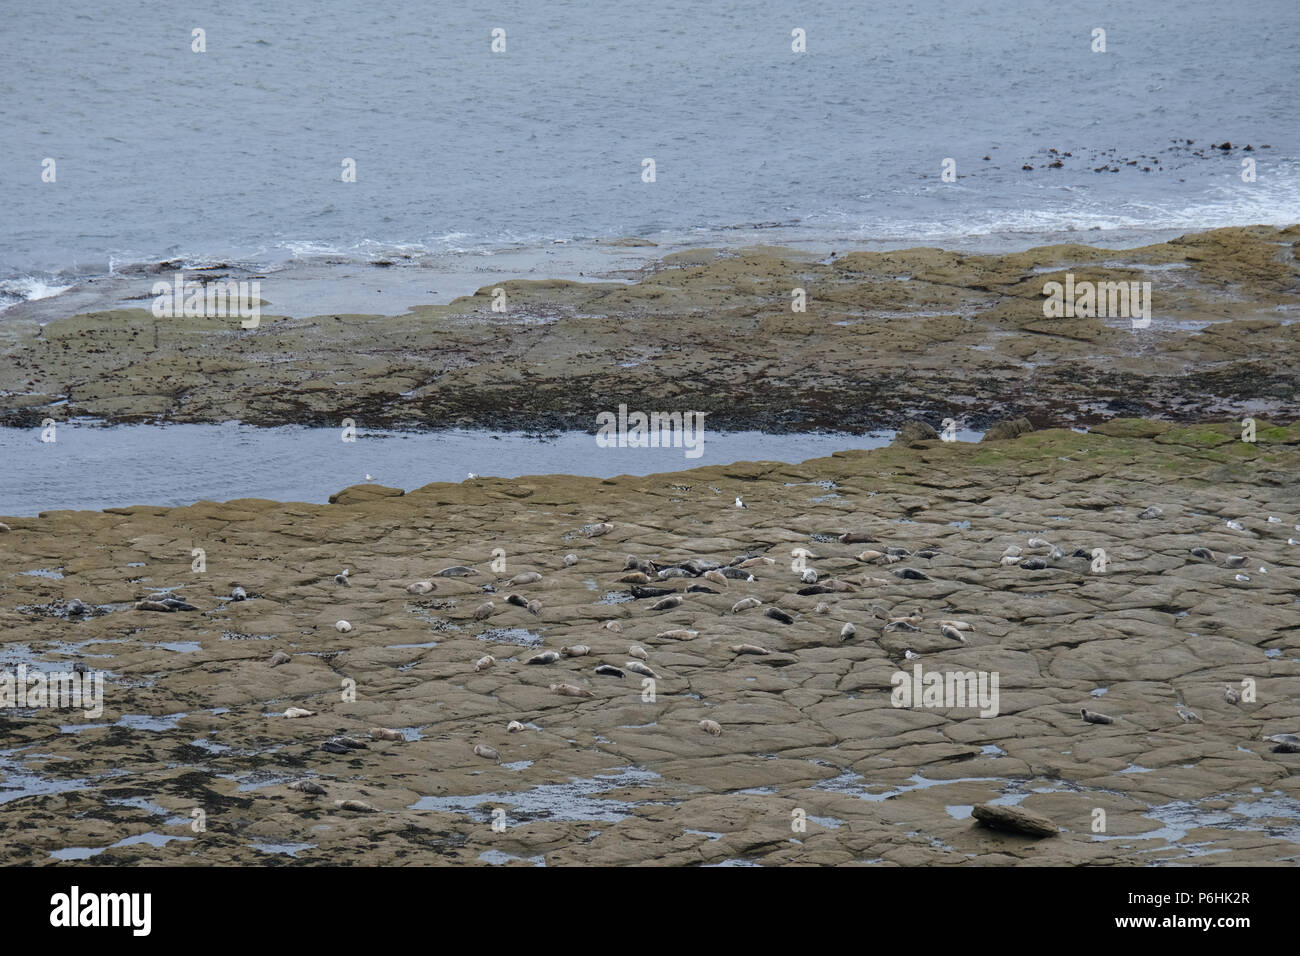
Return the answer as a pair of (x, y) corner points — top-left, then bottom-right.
(2, 420), (1299, 865)
(1, 226), (1297, 433)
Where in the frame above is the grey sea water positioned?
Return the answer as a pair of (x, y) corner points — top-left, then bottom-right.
(1, 0), (1298, 306)
(0, 423), (982, 516)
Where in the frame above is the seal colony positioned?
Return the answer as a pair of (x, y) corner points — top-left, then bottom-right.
(1, 418), (1299, 866)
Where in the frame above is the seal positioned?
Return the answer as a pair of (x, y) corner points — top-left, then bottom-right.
(406, 580), (435, 594)
(657, 567), (691, 579)
(735, 556), (775, 568)
(651, 595), (684, 610)
(1191, 547), (1215, 561)
(561, 645), (590, 657)
(687, 584), (720, 594)
(550, 682), (595, 698)
(656, 628), (697, 640)
(800, 569), (819, 584)
(856, 550), (886, 563)
(595, 664), (625, 677)
(563, 554), (579, 567)
(619, 572), (651, 583)
(1080, 709), (1114, 724)
(840, 531), (877, 544)
(269, 650), (291, 666)
(1225, 555), (1247, 568)
(703, 569), (729, 588)
(625, 660), (659, 679)
(507, 720), (525, 732)
(334, 568), (351, 586)
(1265, 733), (1300, 753)
(288, 779), (325, 795)
(335, 620), (353, 632)
(603, 620), (623, 632)
(731, 597), (762, 613)
(0, 522), (9, 532)
(940, 624), (967, 644)
(1224, 684), (1240, 704)
(231, 586), (248, 601)
(893, 567), (930, 580)
(840, 622), (855, 641)
(814, 602), (830, 614)
(999, 555), (1022, 566)
(283, 706), (315, 718)
(473, 600), (495, 620)
(370, 728), (403, 741)
(436, 565), (479, 576)
(730, 643), (770, 655)
(699, 718), (723, 736)
(1020, 558), (1048, 570)
(320, 737), (349, 753)
(582, 522), (614, 537)
(473, 744), (500, 760)
(937, 619), (973, 632)
(764, 607), (794, 624)
(632, 585), (677, 599)
(628, 645), (648, 660)
(509, 571), (543, 586)
(505, 593), (530, 609)
(335, 799), (377, 813)
(66, 598), (88, 616)
(718, 567), (756, 580)
(527, 650), (560, 664)
(474, 654), (495, 672)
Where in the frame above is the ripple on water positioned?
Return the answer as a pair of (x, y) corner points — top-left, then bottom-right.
(478, 849), (546, 866)
(409, 766), (664, 822)
(477, 627), (544, 647)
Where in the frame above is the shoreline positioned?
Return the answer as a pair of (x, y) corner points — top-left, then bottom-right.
(2, 225), (1297, 435)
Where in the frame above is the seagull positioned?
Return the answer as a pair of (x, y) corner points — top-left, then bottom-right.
(1224, 684), (1240, 704)
(334, 568), (351, 587)
(735, 496), (746, 509)
(364, 474), (374, 481)
(467, 472), (478, 480)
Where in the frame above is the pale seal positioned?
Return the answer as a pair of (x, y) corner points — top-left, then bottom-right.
(840, 622), (855, 641)
(656, 628), (697, 640)
(561, 645), (590, 657)
(551, 682), (595, 698)
(335, 799), (377, 813)
(731, 597), (762, 613)
(699, 718), (723, 736)
(628, 644), (648, 660)
(509, 571), (543, 585)
(474, 654), (495, 671)
(269, 650), (291, 666)
(406, 580), (435, 594)
(334, 620), (352, 632)
(370, 728), (403, 741)
(473, 600), (495, 620)
(651, 595), (684, 610)
(527, 650), (560, 664)
(731, 643), (770, 655)
(473, 744), (500, 760)
(625, 660), (659, 679)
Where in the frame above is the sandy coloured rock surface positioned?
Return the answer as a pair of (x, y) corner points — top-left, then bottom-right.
(1, 226), (1298, 432)
(2, 420), (1299, 865)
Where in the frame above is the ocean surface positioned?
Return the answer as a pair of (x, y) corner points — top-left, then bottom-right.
(2, 0), (1299, 309)
(0, 423), (983, 516)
